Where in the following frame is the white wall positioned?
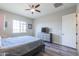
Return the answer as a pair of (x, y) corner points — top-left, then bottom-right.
(0, 10), (33, 38)
(33, 6), (76, 44)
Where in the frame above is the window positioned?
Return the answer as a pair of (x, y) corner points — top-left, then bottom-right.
(13, 20), (27, 33)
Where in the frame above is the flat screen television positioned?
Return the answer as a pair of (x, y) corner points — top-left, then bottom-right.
(41, 27), (49, 33)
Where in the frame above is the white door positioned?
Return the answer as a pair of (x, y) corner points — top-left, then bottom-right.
(77, 13), (79, 55)
(62, 13), (76, 48)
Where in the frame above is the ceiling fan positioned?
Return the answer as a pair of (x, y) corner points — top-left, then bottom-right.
(25, 4), (40, 14)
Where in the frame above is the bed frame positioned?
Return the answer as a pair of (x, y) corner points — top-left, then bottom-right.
(22, 44), (45, 56)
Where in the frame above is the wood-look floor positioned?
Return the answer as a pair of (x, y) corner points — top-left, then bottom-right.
(36, 42), (77, 56)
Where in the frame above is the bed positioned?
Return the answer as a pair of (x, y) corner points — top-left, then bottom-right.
(0, 36), (45, 56)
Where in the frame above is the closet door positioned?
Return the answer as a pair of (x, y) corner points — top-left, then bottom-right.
(62, 13), (76, 48)
(77, 13), (79, 55)
(0, 15), (4, 35)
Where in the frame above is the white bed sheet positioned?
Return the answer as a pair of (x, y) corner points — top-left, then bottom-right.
(0, 36), (43, 56)
(1, 36), (40, 48)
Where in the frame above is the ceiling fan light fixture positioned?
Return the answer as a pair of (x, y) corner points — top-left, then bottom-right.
(30, 8), (35, 12)
(25, 4), (40, 14)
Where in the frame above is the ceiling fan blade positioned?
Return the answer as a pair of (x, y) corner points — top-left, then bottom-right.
(35, 10), (40, 12)
(25, 9), (30, 10)
(32, 5), (34, 8)
(35, 4), (40, 8)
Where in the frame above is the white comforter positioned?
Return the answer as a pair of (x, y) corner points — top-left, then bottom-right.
(0, 36), (43, 56)
(1, 36), (40, 48)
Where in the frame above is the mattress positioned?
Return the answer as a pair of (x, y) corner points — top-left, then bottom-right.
(0, 36), (43, 56)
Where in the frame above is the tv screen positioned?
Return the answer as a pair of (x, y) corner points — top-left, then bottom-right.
(41, 27), (49, 33)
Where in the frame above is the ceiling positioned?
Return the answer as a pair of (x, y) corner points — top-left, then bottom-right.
(0, 3), (76, 19)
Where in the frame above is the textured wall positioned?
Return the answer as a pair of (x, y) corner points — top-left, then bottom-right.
(33, 6), (76, 44)
(0, 10), (33, 38)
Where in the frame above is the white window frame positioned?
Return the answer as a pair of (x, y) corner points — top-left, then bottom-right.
(13, 20), (27, 33)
